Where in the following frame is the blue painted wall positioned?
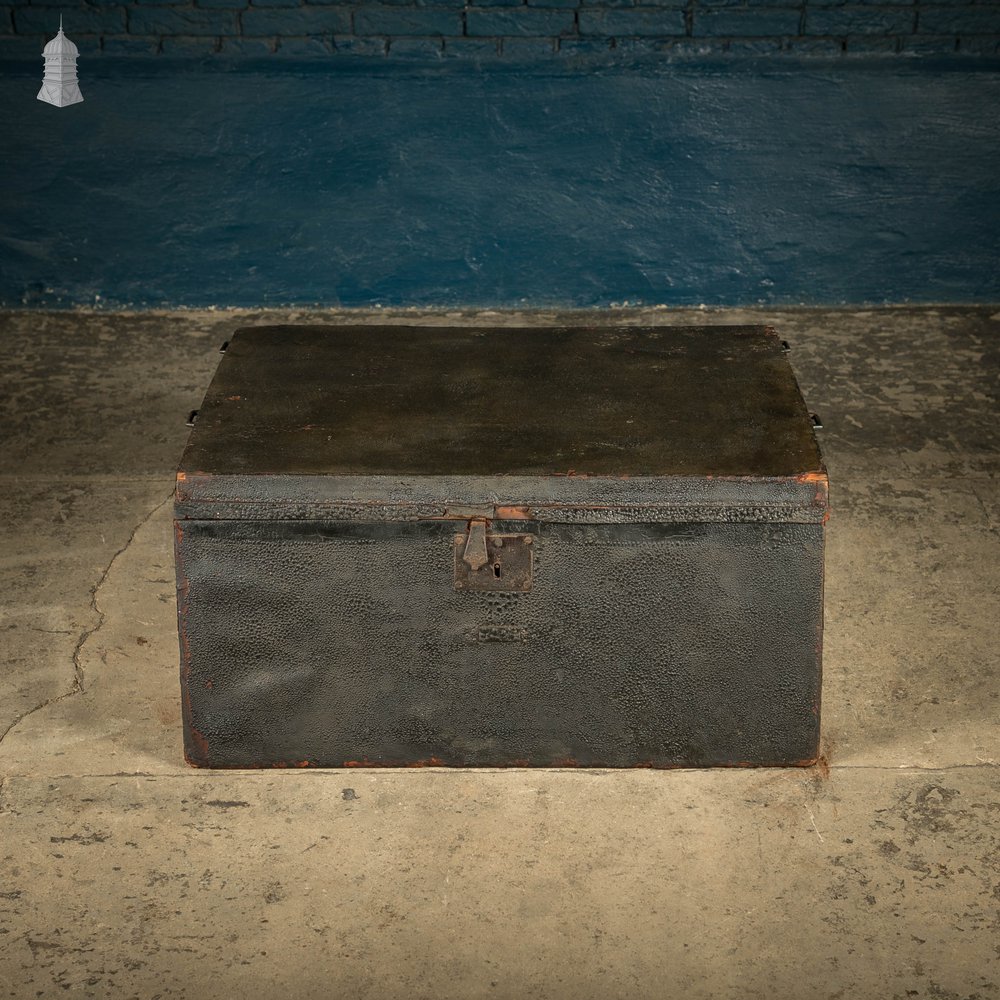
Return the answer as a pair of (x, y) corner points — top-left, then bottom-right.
(1, 57), (999, 307)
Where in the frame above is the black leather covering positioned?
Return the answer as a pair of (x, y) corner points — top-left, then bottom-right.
(175, 325), (826, 768)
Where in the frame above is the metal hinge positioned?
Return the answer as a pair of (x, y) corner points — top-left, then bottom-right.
(454, 518), (533, 593)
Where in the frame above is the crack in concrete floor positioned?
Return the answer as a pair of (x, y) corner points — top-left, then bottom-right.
(0, 492), (173, 751)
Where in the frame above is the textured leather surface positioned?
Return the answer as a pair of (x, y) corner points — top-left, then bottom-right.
(176, 518), (824, 768)
(175, 471), (829, 524)
(179, 325), (824, 481)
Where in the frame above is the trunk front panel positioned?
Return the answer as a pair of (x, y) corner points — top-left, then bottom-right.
(176, 519), (823, 768)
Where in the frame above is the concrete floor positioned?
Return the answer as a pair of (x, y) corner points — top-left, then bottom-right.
(0, 306), (998, 1000)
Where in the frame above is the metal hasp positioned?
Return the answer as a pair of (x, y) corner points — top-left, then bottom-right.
(454, 518), (533, 592)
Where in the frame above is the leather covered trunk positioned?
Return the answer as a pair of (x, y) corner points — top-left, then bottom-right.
(174, 325), (828, 769)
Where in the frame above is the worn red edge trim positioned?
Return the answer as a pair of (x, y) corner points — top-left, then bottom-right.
(182, 758), (824, 771)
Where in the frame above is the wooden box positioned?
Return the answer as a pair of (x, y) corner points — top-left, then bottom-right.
(174, 325), (827, 768)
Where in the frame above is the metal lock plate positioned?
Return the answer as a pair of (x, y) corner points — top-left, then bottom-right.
(454, 519), (533, 592)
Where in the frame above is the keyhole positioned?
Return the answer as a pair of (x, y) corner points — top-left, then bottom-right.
(493, 562), (502, 579)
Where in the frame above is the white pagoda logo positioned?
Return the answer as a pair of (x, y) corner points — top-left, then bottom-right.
(38, 17), (83, 108)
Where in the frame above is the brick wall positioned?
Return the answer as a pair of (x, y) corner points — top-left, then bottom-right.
(2, 0), (999, 59)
